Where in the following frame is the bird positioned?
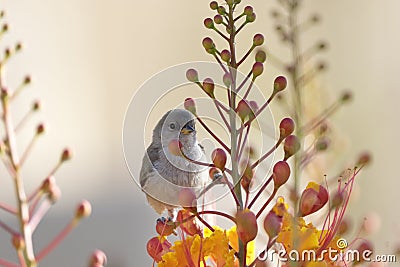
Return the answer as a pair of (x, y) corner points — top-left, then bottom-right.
(140, 109), (208, 218)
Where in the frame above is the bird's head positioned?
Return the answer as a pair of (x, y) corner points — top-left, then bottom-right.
(153, 109), (197, 149)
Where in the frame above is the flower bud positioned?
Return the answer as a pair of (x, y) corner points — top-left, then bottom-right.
(89, 249), (107, 267)
(41, 175), (56, 193)
(212, 148), (227, 170)
(236, 209), (258, 244)
(146, 237), (171, 262)
(15, 42), (23, 51)
(249, 101), (259, 119)
(246, 13), (256, 23)
(273, 76), (287, 92)
(273, 161), (290, 188)
(253, 34), (264, 46)
(341, 90), (352, 103)
(263, 210), (283, 241)
(255, 50), (266, 63)
(226, 0), (234, 5)
(243, 6), (253, 16)
(317, 41), (327, 50)
(299, 182), (329, 217)
(32, 100), (41, 111)
(236, 99), (251, 122)
(210, 1), (218, 10)
(357, 151), (372, 166)
(209, 167), (222, 180)
(214, 14), (223, 24)
(279, 117), (295, 139)
(186, 68), (199, 83)
(184, 98), (197, 115)
(75, 199), (92, 219)
(156, 217), (175, 236)
(220, 49), (231, 62)
(36, 123), (45, 135)
(283, 135), (300, 160)
(60, 148), (73, 162)
(240, 164), (253, 192)
(202, 37), (214, 50)
(168, 139), (183, 157)
(2, 24), (8, 32)
(315, 137), (330, 151)
(24, 75), (32, 85)
(252, 62), (264, 77)
(223, 72), (232, 87)
(204, 18), (214, 29)
(178, 188), (197, 212)
(217, 6), (226, 15)
(203, 78), (215, 98)
(176, 210), (201, 236)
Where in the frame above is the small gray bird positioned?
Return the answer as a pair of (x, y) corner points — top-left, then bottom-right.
(140, 109), (207, 217)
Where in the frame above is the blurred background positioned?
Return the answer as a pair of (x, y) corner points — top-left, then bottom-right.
(0, 0), (399, 266)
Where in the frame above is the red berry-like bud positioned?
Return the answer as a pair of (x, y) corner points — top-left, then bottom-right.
(246, 13), (256, 23)
(252, 62), (264, 77)
(168, 139), (183, 157)
(273, 161), (290, 188)
(299, 182), (329, 217)
(178, 188), (197, 212)
(240, 165), (253, 192)
(210, 1), (218, 10)
(283, 135), (300, 160)
(146, 237), (171, 262)
(184, 98), (197, 115)
(209, 167), (222, 180)
(24, 75), (32, 85)
(186, 68), (199, 83)
(223, 72), (232, 87)
(75, 200), (92, 219)
(217, 6), (226, 15)
(202, 37), (214, 50)
(255, 50), (267, 63)
(60, 148), (73, 162)
(220, 49), (231, 62)
(203, 78), (215, 98)
(236, 99), (251, 122)
(253, 34), (264, 46)
(32, 100), (41, 111)
(357, 151), (372, 166)
(41, 176), (56, 193)
(204, 18), (214, 29)
(263, 210), (283, 241)
(214, 14), (223, 24)
(243, 6), (253, 16)
(36, 123), (46, 135)
(273, 76), (287, 92)
(211, 148), (227, 170)
(156, 217), (175, 236)
(279, 117), (295, 139)
(341, 90), (352, 103)
(236, 209), (258, 244)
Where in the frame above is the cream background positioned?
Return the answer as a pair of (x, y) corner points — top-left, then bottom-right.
(0, 0), (399, 266)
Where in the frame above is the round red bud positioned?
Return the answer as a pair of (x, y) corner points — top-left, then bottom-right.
(210, 1), (218, 10)
(253, 34), (265, 46)
(237, 99), (251, 121)
(211, 148), (227, 170)
(76, 200), (92, 219)
(263, 210), (283, 240)
(204, 18), (214, 29)
(357, 151), (372, 166)
(90, 249), (107, 266)
(214, 14), (223, 24)
(279, 117), (295, 139)
(236, 209), (258, 244)
(203, 78), (215, 98)
(36, 123), (46, 135)
(186, 68), (199, 83)
(243, 6), (253, 16)
(220, 49), (231, 62)
(223, 72), (232, 87)
(252, 62), (264, 77)
(184, 98), (197, 115)
(146, 237), (164, 262)
(273, 161), (290, 188)
(273, 76), (287, 92)
(246, 13), (256, 23)
(217, 6), (226, 15)
(202, 37), (214, 50)
(283, 135), (300, 160)
(60, 148), (73, 162)
(255, 50), (267, 63)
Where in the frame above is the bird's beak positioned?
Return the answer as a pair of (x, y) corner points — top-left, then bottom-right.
(181, 124), (195, 135)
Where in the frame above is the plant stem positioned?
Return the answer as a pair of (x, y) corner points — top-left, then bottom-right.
(0, 64), (36, 267)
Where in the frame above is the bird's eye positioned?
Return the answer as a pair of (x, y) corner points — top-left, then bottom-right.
(169, 123), (176, 130)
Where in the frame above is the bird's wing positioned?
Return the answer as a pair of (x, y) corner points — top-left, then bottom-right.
(139, 142), (160, 188)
